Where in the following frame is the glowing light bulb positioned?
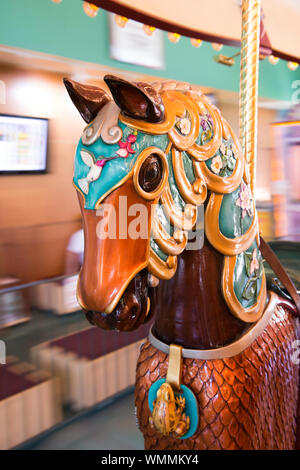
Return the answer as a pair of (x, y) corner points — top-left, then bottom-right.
(83, 1), (99, 18)
(115, 15), (128, 27)
(168, 32), (181, 44)
(190, 38), (203, 48)
(288, 61), (299, 71)
(212, 43), (223, 51)
(268, 55), (279, 65)
(143, 25), (156, 36)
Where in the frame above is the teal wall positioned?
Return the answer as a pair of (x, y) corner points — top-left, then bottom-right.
(0, 0), (298, 100)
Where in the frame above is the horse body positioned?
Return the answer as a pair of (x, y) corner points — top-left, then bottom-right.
(64, 76), (299, 450)
(136, 243), (298, 449)
(136, 307), (298, 450)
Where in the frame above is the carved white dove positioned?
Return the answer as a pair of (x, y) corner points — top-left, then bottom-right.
(78, 150), (106, 195)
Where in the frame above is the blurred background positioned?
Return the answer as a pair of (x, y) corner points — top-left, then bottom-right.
(0, 0), (299, 450)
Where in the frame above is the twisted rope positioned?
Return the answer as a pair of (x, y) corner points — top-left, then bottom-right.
(239, 0), (261, 197)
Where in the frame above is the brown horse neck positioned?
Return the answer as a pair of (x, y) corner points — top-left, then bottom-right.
(150, 238), (252, 349)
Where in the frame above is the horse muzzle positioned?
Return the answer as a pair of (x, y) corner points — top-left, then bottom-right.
(76, 179), (153, 323)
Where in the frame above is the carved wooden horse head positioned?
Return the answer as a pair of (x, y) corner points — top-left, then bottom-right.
(65, 76), (300, 451)
(65, 75), (266, 332)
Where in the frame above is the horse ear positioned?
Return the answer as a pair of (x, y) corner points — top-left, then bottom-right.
(63, 78), (111, 124)
(104, 75), (165, 123)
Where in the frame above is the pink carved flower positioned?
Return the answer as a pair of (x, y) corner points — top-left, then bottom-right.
(207, 115), (213, 126)
(236, 181), (253, 218)
(250, 248), (259, 275)
(127, 134), (137, 144)
(201, 114), (213, 131)
(211, 155), (223, 174)
(200, 117), (208, 131)
(116, 134), (137, 158)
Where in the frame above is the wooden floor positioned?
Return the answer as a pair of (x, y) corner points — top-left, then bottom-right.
(1, 309), (144, 450)
(28, 392), (144, 450)
(2, 241), (299, 450)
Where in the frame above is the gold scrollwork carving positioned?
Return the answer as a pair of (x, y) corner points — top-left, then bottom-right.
(192, 119), (244, 195)
(160, 183), (198, 231)
(222, 255), (267, 322)
(172, 148), (207, 206)
(205, 192), (258, 256)
(220, 116), (231, 141)
(152, 214), (187, 256)
(187, 103), (245, 195)
(193, 150), (244, 195)
(187, 98), (222, 162)
(148, 249), (178, 280)
(166, 91), (200, 151)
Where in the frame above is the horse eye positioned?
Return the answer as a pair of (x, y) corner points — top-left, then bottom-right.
(138, 154), (163, 193)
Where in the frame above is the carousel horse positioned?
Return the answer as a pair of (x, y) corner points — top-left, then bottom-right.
(64, 75), (300, 450)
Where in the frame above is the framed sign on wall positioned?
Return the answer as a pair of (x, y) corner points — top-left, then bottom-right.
(0, 114), (48, 174)
(109, 13), (164, 69)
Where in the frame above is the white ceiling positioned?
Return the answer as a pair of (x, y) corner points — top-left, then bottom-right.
(112, 0), (300, 60)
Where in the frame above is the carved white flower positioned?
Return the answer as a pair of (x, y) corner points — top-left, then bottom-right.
(178, 117), (191, 135)
(211, 155), (223, 174)
(198, 102), (206, 116)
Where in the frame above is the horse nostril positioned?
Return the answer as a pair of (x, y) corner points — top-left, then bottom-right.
(129, 299), (140, 319)
(82, 269), (149, 331)
(117, 293), (141, 320)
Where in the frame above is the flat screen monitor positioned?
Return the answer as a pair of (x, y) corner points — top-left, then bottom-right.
(0, 114), (48, 174)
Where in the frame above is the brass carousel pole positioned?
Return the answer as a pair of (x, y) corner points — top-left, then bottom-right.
(239, 0), (261, 198)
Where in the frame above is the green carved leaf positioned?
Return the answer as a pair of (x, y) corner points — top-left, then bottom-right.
(244, 252), (252, 278)
(201, 128), (212, 145)
(221, 155), (227, 166)
(242, 278), (258, 300)
(227, 156), (236, 171)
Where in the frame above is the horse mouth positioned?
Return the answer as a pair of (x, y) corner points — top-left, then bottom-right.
(84, 269), (152, 331)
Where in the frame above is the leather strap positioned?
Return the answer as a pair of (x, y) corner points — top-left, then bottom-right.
(149, 292), (278, 360)
(260, 236), (300, 317)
